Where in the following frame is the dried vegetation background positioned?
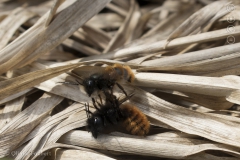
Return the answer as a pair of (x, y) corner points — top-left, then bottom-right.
(0, 0), (240, 159)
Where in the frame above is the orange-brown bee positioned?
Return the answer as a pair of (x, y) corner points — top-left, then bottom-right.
(120, 103), (150, 136)
(63, 63), (135, 97)
(82, 63), (135, 96)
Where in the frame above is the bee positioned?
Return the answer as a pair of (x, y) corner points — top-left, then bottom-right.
(82, 63), (135, 96)
(61, 64), (135, 97)
(85, 92), (150, 138)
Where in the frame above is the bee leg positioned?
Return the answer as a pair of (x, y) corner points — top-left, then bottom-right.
(96, 101), (102, 108)
(92, 98), (101, 112)
(103, 116), (108, 126)
(119, 93), (134, 105)
(58, 79), (82, 85)
(116, 82), (127, 97)
(112, 94), (119, 108)
(98, 94), (103, 105)
(58, 81), (79, 85)
(84, 103), (93, 118)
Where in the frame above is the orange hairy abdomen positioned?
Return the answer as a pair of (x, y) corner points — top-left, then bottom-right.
(120, 103), (150, 136)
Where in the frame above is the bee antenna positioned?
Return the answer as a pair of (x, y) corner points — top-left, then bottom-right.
(57, 81), (79, 85)
(78, 76), (84, 81)
(85, 103), (93, 118)
(75, 79), (83, 85)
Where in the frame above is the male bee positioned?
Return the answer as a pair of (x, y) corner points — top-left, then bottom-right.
(60, 64), (135, 97)
(82, 63), (135, 96)
(85, 92), (150, 138)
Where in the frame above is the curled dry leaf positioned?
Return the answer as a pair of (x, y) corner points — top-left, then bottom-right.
(0, 62), (82, 101)
(0, 0), (111, 74)
(0, 96), (25, 128)
(0, 7), (35, 50)
(104, 0), (140, 53)
(15, 104), (84, 160)
(59, 130), (240, 159)
(166, 0), (230, 41)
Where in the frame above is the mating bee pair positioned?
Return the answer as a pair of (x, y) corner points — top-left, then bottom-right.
(62, 64), (150, 138)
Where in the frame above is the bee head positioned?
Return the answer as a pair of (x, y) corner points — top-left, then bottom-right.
(83, 79), (96, 96)
(87, 116), (104, 138)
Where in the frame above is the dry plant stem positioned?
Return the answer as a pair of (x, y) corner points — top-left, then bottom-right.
(178, 92), (233, 110)
(0, 7), (35, 50)
(0, 114), (46, 158)
(50, 149), (115, 160)
(45, 0), (66, 27)
(106, 2), (127, 17)
(0, 93), (63, 134)
(0, 96), (25, 128)
(0, 88), (33, 105)
(112, 0), (130, 10)
(133, 73), (240, 97)
(0, 93), (63, 158)
(31, 143), (110, 160)
(21, 103), (84, 145)
(15, 106), (85, 160)
(28, 112), (87, 159)
(82, 25), (111, 50)
(142, 12), (178, 38)
(104, 0), (138, 53)
(81, 26), (240, 61)
(141, 42), (240, 67)
(59, 130), (240, 159)
(186, 153), (240, 160)
(44, 111), (86, 146)
(86, 13), (123, 29)
(166, 0), (229, 41)
(0, 62), (82, 101)
(63, 39), (101, 56)
(0, 0), (111, 74)
(138, 52), (240, 76)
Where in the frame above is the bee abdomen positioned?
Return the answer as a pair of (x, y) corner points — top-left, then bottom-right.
(121, 104), (150, 136)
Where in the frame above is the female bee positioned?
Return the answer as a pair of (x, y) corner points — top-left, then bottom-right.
(85, 92), (150, 138)
(85, 92), (129, 138)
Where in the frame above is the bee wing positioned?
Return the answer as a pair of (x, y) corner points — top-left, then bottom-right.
(71, 66), (105, 80)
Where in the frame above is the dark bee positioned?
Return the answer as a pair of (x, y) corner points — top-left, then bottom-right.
(85, 92), (150, 138)
(61, 64), (135, 97)
(85, 92), (128, 138)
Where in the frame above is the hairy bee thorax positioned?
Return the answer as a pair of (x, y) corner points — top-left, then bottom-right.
(103, 64), (135, 83)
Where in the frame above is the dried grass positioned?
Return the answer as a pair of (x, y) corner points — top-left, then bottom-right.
(0, 0), (240, 159)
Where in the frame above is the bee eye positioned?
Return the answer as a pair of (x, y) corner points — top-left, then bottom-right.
(87, 80), (94, 86)
(93, 117), (103, 126)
